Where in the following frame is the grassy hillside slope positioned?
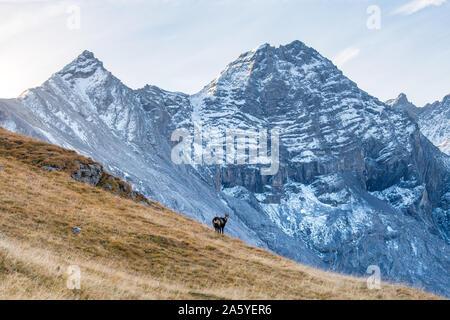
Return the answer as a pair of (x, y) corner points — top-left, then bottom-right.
(0, 127), (440, 299)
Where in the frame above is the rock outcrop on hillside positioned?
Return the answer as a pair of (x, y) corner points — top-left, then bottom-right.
(0, 127), (149, 204)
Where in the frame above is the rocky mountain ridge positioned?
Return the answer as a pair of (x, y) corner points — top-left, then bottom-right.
(386, 93), (449, 155)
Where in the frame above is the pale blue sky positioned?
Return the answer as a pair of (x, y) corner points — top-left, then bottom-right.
(0, 0), (449, 106)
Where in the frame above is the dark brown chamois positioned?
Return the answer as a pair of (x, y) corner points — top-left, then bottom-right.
(212, 214), (229, 234)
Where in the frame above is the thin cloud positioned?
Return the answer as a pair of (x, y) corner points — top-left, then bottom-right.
(392, 0), (447, 15)
(332, 47), (360, 69)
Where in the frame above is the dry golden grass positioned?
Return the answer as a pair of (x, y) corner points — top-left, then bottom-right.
(0, 128), (441, 300)
(0, 127), (149, 203)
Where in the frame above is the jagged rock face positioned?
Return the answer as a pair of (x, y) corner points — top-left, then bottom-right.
(420, 95), (450, 155)
(385, 93), (422, 121)
(0, 43), (449, 297)
(71, 161), (103, 187)
(195, 42), (422, 192)
(387, 93), (450, 155)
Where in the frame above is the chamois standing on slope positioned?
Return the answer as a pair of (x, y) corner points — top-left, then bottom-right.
(212, 214), (229, 234)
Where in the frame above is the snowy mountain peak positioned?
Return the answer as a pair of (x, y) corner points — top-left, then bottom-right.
(279, 39), (318, 56)
(419, 93), (450, 155)
(441, 93), (450, 105)
(387, 92), (450, 155)
(385, 93), (421, 121)
(252, 40), (314, 56)
(249, 40), (327, 69)
(15, 49), (133, 135)
(73, 49), (99, 63)
(253, 42), (271, 52)
(57, 50), (106, 81)
(395, 93), (409, 104)
(200, 40), (338, 105)
(386, 93), (411, 107)
(80, 49), (95, 58)
(424, 93), (450, 109)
